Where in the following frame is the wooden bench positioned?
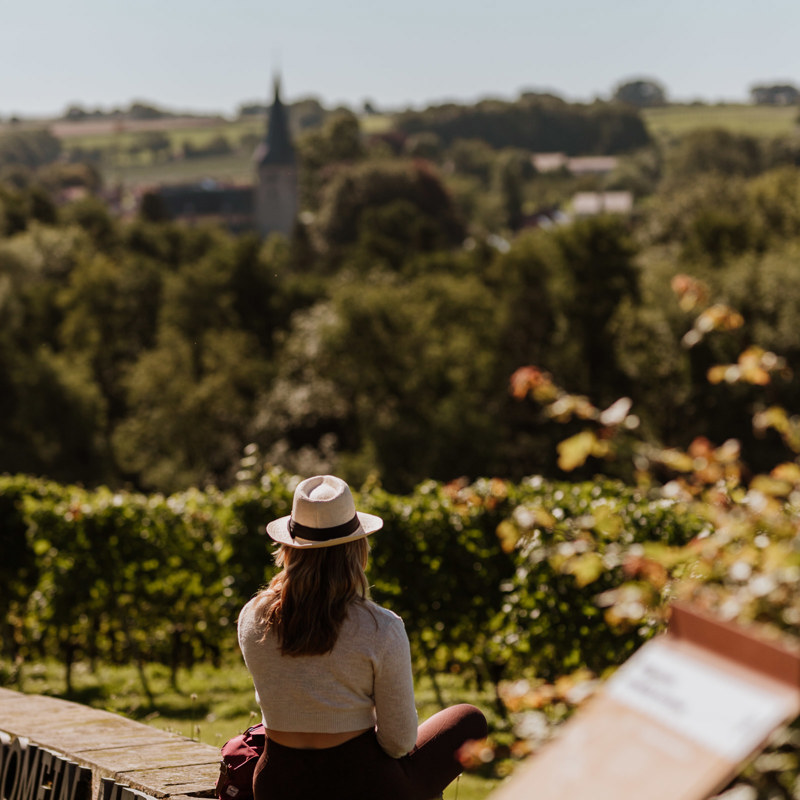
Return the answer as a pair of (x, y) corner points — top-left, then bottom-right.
(0, 688), (220, 800)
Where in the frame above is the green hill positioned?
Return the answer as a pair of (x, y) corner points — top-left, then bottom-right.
(642, 103), (799, 138)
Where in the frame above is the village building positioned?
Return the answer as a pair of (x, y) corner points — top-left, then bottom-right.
(253, 78), (298, 237)
(142, 78), (298, 237)
(571, 190), (633, 217)
(531, 152), (619, 177)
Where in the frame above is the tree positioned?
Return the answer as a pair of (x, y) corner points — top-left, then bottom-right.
(36, 162), (103, 193)
(747, 166), (800, 243)
(486, 231), (559, 377)
(492, 149), (535, 231)
(105, 232), (279, 491)
(612, 78), (667, 108)
(665, 128), (763, 180)
(112, 328), (267, 491)
(63, 104), (93, 120)
(312, 160), (464, 261)
(750, 83), (800, 106)
(541, 216), (640, 404)
(23, 186), (58, 225)
(0, 344), (108, 483)
(404, 132), (442, 161)
(353, 198), (456, 270)
(296, 110), (365, 206)
(252, 270), (508, 491)
(0, 129), (61, 169)
(127, 101), (168, 120)
(181, 135), (232, 159)
(138, 191), (169, 223)
(604, 145), (662, 197)
(129, 131), (172, 161)
(643, 172), (751, 253)
(289, 97), (327, 131)
(58, 250), (163, 420)
(0, 184), (34, 235)
(644, 166), (800, 262)
(61, 196), (117, 249)
(315, 272), (509, 490)
(445, 139), (495, 184)
(158, 240), (242, 346)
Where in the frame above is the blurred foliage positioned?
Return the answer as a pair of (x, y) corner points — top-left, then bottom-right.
(664, 128), (764, 180)
(295, 109), (366, 209)
(612, 78), (668, 108)
(6, 160), (800, 494)
(394, 95), (650, 155)
(310, 159), (465, 265)
(0, 469), (700, 704)
(501, 278), (800, 798)
(0, 129), (61, 170)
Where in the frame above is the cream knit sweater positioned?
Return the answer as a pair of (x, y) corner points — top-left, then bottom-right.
(237, 596), (419, 758)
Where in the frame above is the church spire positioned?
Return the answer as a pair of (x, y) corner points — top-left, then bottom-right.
(254, 74), (295, 166)
(253, 73), (299, 238)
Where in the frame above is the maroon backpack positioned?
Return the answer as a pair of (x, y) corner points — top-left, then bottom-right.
(216, 724), (266, 800)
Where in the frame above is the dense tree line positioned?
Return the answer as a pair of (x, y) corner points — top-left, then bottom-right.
(0, 179), (638, 492)
(4, 116), (800, 493)
(394, 95), (651, 155)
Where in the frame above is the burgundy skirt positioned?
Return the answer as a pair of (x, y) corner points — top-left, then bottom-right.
(252, 704), (487, 800)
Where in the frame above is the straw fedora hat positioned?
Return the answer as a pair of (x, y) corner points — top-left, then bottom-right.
(267, 475), (383, 549)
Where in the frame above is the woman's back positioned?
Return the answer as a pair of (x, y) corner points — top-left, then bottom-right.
(238, 596), (418, 757)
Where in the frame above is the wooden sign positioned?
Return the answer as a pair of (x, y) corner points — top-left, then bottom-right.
(0, 735), (93, 800)
(490, 603), (800, 800)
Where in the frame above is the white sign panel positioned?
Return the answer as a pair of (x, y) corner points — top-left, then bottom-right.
(606, 639), (789, 762)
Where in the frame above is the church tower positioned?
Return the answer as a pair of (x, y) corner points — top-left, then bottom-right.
(253, 77), (298, 237)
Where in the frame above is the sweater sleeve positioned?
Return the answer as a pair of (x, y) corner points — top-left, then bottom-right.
(373, 616), (418, 758)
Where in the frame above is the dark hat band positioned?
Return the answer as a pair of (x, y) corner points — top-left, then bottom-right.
(288, 514), (361, 543)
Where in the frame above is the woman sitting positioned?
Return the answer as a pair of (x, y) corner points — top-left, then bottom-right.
(238, 474), (488, 800)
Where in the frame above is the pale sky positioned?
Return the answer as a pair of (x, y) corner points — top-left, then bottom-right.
(2, 0), (798, 117)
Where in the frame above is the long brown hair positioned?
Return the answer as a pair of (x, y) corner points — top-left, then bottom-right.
(255, 538), (370, 656)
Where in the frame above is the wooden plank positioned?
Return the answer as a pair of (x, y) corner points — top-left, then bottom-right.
(0, 691), (163, 739)
(4, 718), (177, 753)
(0, 692), (110, 721)
(119, 764), (222, 796)
(72, 741), (220, 772)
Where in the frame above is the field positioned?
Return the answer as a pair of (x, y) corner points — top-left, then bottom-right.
(641, 103), (798, 138)
(15, 103), (794, 188)
(53, 115), (263, 187)
(104, 152), (254, 187)
(55, 116), (264, 149)
(4, 659), (504, 800)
